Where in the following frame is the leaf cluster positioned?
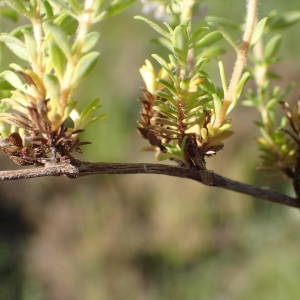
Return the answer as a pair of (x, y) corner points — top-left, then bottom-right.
(0, 0), (108, 165)
(136, 15), (235, 169)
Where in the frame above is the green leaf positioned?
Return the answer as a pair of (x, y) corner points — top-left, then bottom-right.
(41, 0), (54, 18)
(69, 0), (82, 12)
(0, 8), (19, 21)
(71, 98), (106, 129)
(47, 0), (75, 16)
(107, 0), (136, 16)
(251, 17), (268, 46)
(156, 78), (177, 94)
(172, 24), (189, 62)
(55, 13), (78, 35)
(218, 29), (238, 52)
(49, 41), (67, 80)
(206, 16), (240, 30)
(44, 74), (61, 100)
(0, 70), (26, 92)
(23, 29), (37, 65)
(82, 32), (100, 53)
(44, 22), (72, 59)
(227, 72), (250, 114)
(190, 27), (209, 44)
(196, 31), (222, 48)
(151, 54), (174, 78)
(72, 52), (100, 84)
(4, 0), (32, 18)
(134, 16), (169, 39)
(268, 11), (300, 30)
(0, 33), (29, 62)
(264, 35), (282, 62)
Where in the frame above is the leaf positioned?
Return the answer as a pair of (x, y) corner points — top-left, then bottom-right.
(82, 32), (100, 53)
(227, 72), (250, 114)
(190, 27), (209, 44)
(44, 22), (72, 59)
(107, 0), (136, 16)
(196, 31), (222, 48)
(172, 24), (189, 62)
(0, 70), (26, 92)
(213, 94), (222, 122)
(206, 16), (240, 30)
(251, 17), (268, 46)
(0, 33), (29, 62)
(49, 41), (66, 80)
(47, 0), (74, 16)
(218, 60), (227, 95)
(23, 29), (37, 64)
(41, 0), (54, 18)
(151, 54), (174, 78)
(218, 29), (238, 52)
(72, 52), (100, 84)
(0, 8), (19, 21)
(134, 16), (169, 39)
(44, 74), (61, 101)
(156, 78), (176, 94)
(268, 11), (300, 30)
(72, 98), (106, 129)
(55, 13), (78, 35)
(264, 35), (282, 62)
(4, 0), (32, 18)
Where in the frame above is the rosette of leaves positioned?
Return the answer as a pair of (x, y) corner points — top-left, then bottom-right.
(136, 16), (236, 169)
(0, 0), (109, 166)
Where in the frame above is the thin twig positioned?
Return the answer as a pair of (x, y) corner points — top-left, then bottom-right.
(0, 160), (298, 209)
(215, 0), (258, 127)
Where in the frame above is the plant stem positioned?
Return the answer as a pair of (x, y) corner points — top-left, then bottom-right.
(215, 0), (258, 128)
(0, 160), (298, 208)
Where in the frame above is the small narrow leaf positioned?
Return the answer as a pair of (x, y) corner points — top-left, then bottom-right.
(41, 0), (54, 18)
(268, 11), (300, 30)
(23, 29), (37, 64)
(44, 22), (72, 59)
(196, 31), (222, 48)
(0, 8), (19, 21)
(44, 74), (61, 101)
(72, 52), (100, 84)
(107, 0), (136, 16)
(49, 41), (66, 80)
(134, 16), (169, 39)
(172, 24), (189, 61)
(0, 70), (26, 92)
(4, 0), (32, 18)
(251, 17), (268, 46)
(264, 35), (282, 62)
(0, 33), (29, 61)
(82, 32), (100, 53)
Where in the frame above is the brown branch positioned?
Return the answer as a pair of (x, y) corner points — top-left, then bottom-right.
(0, 160), (298, 209)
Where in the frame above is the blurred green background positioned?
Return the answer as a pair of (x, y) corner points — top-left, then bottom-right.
(1, 1), (300, 299)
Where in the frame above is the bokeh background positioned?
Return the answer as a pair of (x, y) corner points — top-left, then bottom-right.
(1, 1), (300, 299)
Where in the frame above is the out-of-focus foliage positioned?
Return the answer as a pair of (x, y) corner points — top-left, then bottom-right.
(242, 11), (300, 178)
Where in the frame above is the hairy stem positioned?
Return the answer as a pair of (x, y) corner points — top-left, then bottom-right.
(215, 0), (258, 127)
